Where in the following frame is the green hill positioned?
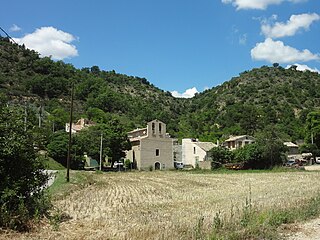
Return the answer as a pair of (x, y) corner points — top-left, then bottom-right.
(0, 37), (185, 133)
(1, 36), (320, 142)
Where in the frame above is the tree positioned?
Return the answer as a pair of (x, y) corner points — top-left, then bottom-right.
(234, 144), (263, 169)
(86, 107), (110, 124)
(75, 118), (131, 167)
(273, 63), (279, 68)
(209, 147), (233, 164)
(239, 105), (261, 135)
(0, 104), (50, 230)
(90, 65), (100, 75)
(305, 111), (320, 147)
(255, 127), (287, 168)
(47, 107), (69, 131)
(47, 130), (69, 166)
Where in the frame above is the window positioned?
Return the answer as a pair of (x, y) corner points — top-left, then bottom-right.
(159, 123), (162, 134)
(152, 123), (155, 134)
(193, 147), (196, 154)
(156, 149), (160, 156)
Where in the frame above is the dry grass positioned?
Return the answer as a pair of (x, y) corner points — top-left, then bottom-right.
(2, 170), (320, 240)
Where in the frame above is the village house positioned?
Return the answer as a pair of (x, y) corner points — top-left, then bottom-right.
(182, 138), (217, 169)
(223, 135), (255, 150)
(284, 142), (299, 155)
(65, 118), (95, 134)
(125, 120), (174, 170)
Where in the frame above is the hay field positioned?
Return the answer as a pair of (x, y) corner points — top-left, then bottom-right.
(3, 170), (320, 240)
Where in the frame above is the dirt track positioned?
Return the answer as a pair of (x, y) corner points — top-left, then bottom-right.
(286, 218), (320, 240)
(284, 165), (320, 239)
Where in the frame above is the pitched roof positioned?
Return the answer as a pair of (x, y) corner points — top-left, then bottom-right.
(284, 142), (299, 148)
(224, 135), (255, 142)
(127, 128), (147, 134)
(196, 142), (216, 152)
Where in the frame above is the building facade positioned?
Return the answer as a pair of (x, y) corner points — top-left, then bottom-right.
(65, 118), (95, 134)
(182, 138), (216, 168)
(125, 120), (174, 170)
(223, 135), (255, 151)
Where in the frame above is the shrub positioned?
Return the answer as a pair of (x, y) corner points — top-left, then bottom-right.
(209, 146), (234, 165)
(0, 105), (51, 230)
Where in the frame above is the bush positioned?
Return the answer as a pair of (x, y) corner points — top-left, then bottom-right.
(0, 105), (51, 230)
(209, 146), (234, 165)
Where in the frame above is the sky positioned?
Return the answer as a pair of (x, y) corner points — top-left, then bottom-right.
(1, 0), (320, 98)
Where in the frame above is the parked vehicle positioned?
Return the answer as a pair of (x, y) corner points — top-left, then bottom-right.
(113, 161), (124, 171)
(316, 157), (320, 164)
(174, 161), (184, 169)
(285, 159), (297, 167)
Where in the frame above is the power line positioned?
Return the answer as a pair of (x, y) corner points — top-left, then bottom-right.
(0, 26), (17, 44)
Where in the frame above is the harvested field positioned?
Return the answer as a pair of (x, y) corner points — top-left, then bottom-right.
(2, 170), (320, 239)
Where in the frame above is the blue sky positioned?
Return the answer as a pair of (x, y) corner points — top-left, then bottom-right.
(1, 0), (320, 97)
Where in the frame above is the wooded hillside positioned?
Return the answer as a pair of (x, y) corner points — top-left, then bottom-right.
(1, 36), (320, 142)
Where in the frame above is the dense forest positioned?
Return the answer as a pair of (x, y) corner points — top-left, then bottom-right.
(1, 36), (320, 162)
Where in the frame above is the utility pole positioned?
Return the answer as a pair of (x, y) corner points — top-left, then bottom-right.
(66, 83), (74, 182)
(38, 105), (42, 128)
(99, 133), (103, 171)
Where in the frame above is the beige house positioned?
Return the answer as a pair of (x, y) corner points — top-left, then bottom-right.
(65, 118), (95, 134)
(182, 138), (216, 168)
(284, 142), (299, 155)
(125, 120), (174, 170)
(223, 135), (255, 150)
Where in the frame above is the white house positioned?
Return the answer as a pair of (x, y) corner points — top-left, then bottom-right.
(223, 135), (255, 151)
(182, 138), (217, 168)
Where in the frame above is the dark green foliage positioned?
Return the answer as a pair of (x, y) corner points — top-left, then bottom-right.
(47, 131), (69, 166)
(0, 103), (50, 230)
(75, 118), (131, 166)
(299, 143), (320, 159)
(225, 128), (287, 169)
(2, 36), (320, 153)
(255, 127), (287, 168)
(233, 144), (266, 169)
(209, 147), (234, 164)
(305, 111), (320, 147)
(188, 66), (320, 141)
(47, 107), (70, 131)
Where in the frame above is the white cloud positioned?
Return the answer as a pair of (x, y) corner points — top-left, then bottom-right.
(171, 87), (199, 98)
(286, 63), (320, 73)
(251, 38), (319, 63)
(261, 13), (320, 38)
(13, 26), (78, 60)
(9, 24), (21, 32)
(222, 0), (307, 10)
